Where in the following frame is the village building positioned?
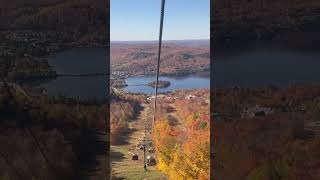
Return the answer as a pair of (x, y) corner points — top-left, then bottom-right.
(185, 94), (197, 99)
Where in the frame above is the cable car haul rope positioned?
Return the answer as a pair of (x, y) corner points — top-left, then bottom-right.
(136, 0), (166, 172)
(153, 0), (166, 127)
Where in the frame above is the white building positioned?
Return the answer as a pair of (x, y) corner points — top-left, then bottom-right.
(185, 95), (197, 100)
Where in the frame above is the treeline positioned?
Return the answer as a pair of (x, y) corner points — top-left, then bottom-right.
(153, 91), (210, 179)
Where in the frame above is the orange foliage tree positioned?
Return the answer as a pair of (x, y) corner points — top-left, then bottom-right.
(153, 93), (210, 179)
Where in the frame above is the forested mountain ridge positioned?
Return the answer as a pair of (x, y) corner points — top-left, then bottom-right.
(111, 43), (209, 76)
(0, 0), (108, 44)
(212, 0), (320, 46)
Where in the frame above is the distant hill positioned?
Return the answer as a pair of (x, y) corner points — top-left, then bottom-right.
(0, 0), (107, 29)
(0, 0), (108, 44)
(212, 0), (320, 47)
(111, 43), (209, 76)
(111, 39), (209, 47)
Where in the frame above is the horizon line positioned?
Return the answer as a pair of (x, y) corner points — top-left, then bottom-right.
(110, 38), (210, 42)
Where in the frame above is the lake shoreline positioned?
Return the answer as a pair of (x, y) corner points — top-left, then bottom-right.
(1, 29), (107, 84)
(121, 75), (210, 94)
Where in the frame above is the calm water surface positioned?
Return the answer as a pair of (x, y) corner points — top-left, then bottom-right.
(38, 44), (318, 97)
(40, 48), (209, 97)
(213, 44), (320, 88)
(122, 76), (210, 94)
(39, 48), (108, 99)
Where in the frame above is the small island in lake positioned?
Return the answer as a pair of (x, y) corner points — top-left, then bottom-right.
(148, 80), (170, 88)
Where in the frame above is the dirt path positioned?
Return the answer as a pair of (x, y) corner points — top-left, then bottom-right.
(111, 104), (167, 180)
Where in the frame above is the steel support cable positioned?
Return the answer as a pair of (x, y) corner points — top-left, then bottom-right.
(152, 0), (166, 128)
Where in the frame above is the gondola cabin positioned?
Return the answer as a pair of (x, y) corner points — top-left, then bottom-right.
(132, 154), (138, 160)
(148, 148), (155, 153)
(147, 156), (156, 166)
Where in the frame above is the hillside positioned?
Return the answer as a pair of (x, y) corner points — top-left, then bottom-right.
(110, 89), (210, 179)
(0, 0), (108, 83)
(110, 89), (145, 144)
(111, 43), (210, 77)
(0, 83), (108, 179)
(0, 0), (108, 45)
(213, 84), (320, 179)
(0, 1), (109, 179)
(152, 89), (210, 179)
(110, 92), (167, 179)
(212, 0), (320, 47)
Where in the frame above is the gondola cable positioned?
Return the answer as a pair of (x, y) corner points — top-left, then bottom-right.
(139, 0), (165, 171)
(152, 0), (166, 128)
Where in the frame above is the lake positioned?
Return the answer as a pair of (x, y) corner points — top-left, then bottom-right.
(122, 76), (210, 94)
(213, 43), (320, 88)
(38, 43), (320, 97)
(39, 48), (209, 97)
(39, 48), (108, 99)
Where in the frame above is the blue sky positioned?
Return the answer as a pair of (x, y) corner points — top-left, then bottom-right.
(111, 0), (210, 41)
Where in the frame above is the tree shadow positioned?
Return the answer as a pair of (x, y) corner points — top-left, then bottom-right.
(110, 149), (125, 163)
(112, 127), (138, 145)
(112, 103), (144, 146)
(71, 129), (110, 180)
(128, 104), (144, 123)
(167, 115), (180, 127)
(111, 176), (125, 180)
(166, 105), (176, 113)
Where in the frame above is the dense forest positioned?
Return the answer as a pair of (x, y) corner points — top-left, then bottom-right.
(213, 84), (320, 179)
(0, 83), (108, 179)
(0, 1), (109, 179)
(111, 43), (209, 77)
(110, 89), (210, 179)
(0, 0), (108, 83)
(212, 0), (320, 47)
(152, 89), (210, 179)
(110, 89), (145, 145)
(0, 0), (108, 44)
